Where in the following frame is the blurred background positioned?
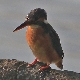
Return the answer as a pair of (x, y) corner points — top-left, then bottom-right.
(0, 0), (80, 73)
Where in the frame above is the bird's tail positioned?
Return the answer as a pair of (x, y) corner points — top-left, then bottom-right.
(55, 59), (63, 69)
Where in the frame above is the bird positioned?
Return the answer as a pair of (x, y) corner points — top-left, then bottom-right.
(13, 8), (64, 70)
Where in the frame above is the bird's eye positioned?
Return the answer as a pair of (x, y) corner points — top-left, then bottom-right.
(27, 17), (29, 20)
(25, 15), (29, 21)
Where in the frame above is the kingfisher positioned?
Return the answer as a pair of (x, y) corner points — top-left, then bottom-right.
(13, 8), (64, 70)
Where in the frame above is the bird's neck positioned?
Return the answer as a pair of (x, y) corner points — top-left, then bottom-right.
(28, 19), (48, 29)
(29, 25), (40, 29)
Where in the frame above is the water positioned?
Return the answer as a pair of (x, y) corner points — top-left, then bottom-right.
(0, 0), (80, 73)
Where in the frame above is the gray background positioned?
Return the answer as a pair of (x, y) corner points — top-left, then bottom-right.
(0, 0), (80, 73)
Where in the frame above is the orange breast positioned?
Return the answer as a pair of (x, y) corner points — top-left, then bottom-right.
(26, 26), (43, 46)
(26, 26), (61, 64)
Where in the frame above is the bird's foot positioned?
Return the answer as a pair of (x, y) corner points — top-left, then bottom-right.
(28, 58), (38, 66)
(39, 64), (50, 71)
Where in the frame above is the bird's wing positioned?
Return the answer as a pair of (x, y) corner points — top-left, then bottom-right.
(36, 21), (64, 59)
(47, 23), (64, 59)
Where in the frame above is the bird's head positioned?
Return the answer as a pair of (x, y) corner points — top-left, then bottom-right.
(13, 8), (47, 32)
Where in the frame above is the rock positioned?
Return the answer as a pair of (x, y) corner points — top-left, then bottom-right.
(0, 59), (80, 80)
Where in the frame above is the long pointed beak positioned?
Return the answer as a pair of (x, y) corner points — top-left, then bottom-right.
(13, 20), (34, 32)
